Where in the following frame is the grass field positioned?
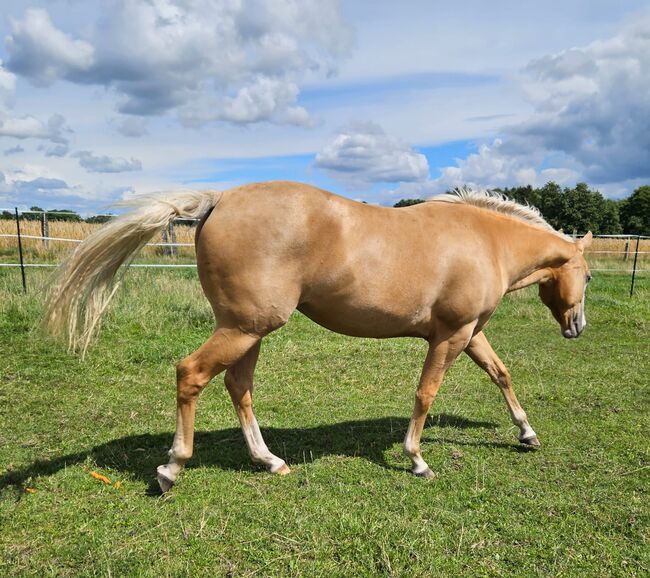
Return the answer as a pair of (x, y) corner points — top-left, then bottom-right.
(0, 268), (648, 577)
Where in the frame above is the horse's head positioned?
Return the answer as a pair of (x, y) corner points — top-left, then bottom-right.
(538, 232), (593, 339)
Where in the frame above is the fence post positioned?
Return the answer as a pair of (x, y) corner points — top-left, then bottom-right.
(167, 221), (177, 258)
(623, 238), (629, 262)
(41, 211), (49, 249)
(14, 208), (27, 293)
(629, 236), (641, 297)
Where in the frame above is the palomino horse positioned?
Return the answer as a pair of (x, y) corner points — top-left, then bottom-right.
(44, 181), (592, 491)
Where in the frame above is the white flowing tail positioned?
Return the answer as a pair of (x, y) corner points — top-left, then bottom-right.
(43, 189), (221, 356)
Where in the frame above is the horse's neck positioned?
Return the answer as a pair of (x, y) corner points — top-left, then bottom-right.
(501, 223), (576, 291)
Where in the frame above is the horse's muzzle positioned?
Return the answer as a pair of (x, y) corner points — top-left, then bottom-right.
(562, 299), (586, 339)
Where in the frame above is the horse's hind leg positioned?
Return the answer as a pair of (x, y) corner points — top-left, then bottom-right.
(157, 326), (260, 492)
(465, 331), (539, 447)
(224, 342), (290, 475)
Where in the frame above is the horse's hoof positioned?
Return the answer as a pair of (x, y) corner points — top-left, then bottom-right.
(413, 467), (435, 479)
(519, 435), (541, 448)
(273, 463), (291, 476)
(156, 466), (175, 493)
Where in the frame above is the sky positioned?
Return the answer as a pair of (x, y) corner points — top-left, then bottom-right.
(1, 0), (650, 214)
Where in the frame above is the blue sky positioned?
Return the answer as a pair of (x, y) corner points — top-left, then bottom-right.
(1, 0), (650, 213)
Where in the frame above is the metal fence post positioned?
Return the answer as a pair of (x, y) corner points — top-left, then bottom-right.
(630, 236), (641, 297)
(167, 221), (177, 258)
(161, 222), (178, 257)
(14, 208), (27, 293)
(41, 211), (49, 248)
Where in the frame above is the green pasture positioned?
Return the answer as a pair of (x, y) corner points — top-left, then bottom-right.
(0, 269), (648, 577)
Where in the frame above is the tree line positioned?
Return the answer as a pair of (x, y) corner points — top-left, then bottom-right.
(0, 207), (196, 226)
(0, 207), (113, 223)
(394, 182), (650, 236)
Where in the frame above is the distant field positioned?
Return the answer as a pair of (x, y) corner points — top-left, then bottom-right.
(0, 267), (647, 576)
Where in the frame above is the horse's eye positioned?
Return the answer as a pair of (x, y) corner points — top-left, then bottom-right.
(586, 274), (592, 283)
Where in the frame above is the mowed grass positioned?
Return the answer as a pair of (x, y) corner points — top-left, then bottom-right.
(0, 268), (648, 577)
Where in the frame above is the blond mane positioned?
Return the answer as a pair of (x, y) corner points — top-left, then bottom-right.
(430, 187), (565, 236)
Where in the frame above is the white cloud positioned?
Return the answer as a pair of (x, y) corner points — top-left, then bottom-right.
(4, 1), (354, 126)
(0, 165), (132, 211)
(430, 15), (650, 192)
(114, 116), (148, 138)
(0, 166), (74, 206)
(315, 122), (429, 188)
(0, 61), (73, 150)
(73, 150), (143, 173)
(4, 144), (24, 156)
(429, 140), (580, 193)
(0, 110), (71, 143)
(0, 64), (16, 105)
(0, 114), (51, 139)
(5, 9), (94, 87)
(43, 143), (69, 157)
(220, 77), (311, 126)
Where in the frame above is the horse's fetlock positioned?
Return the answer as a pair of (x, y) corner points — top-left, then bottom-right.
(169, 447), (192, 463)
(403, 439), (419, 457)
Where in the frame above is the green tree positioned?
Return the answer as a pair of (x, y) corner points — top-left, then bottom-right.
(498, 185), (540, 208)
(620, 186), (650, 235)
(47, 209), (82, 222)
(599, 199), (622, 234)
(535, 182), (566, 230)
(85, 215), (113, 224)
(499, 182), (622, 234)
(393, 198), (425, 207)
(24, 206), (45, 221)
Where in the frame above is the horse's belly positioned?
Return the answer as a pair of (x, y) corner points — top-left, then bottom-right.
(297, 299), (431, 339)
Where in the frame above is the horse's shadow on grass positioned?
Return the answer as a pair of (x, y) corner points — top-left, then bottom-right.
(1, 413), (522, 495)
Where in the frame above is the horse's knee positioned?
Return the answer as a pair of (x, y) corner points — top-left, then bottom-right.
(486, 361), (511, 389)
(176, 357), (210, 402)
(496, 368), (511, 389)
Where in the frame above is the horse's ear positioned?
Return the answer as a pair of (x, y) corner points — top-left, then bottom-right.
(576, 231), (593, 252)
(558, 228), (564, 234)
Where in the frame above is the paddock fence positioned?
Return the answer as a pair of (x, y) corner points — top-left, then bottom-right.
(1, 208), (648, 295)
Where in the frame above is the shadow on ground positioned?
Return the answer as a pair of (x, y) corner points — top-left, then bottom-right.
(1, 413), (519, 494)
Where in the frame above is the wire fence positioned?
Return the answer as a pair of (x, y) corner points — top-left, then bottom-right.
(1, 207), (648, 295)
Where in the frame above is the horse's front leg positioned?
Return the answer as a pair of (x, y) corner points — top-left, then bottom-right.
(403, 325), (475, 477)
(465, 331), (539, 447)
